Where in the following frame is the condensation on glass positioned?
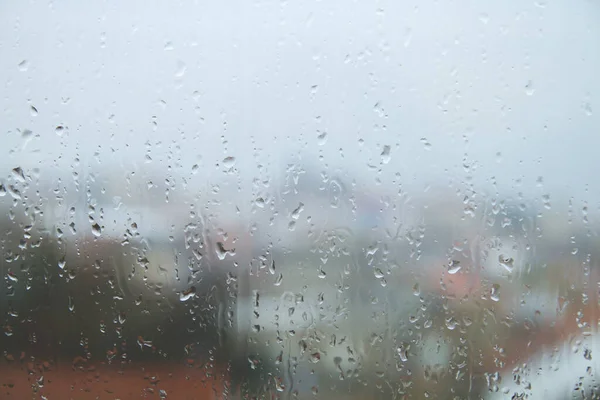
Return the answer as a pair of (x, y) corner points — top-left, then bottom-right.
(0, 1), (599, 399)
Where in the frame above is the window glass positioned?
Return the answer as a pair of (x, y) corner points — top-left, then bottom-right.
(1, 1), (599, 399)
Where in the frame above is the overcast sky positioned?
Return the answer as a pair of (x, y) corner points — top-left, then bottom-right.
(1, 0), (599, 210)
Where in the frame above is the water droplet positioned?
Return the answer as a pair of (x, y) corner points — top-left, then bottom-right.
(310, 352), (321, 363)
(420, 137), (432, 150)
(91, 223), (102, 237)
(12, 167), (26, 183)
(447, 260), (461, 274)
(18, 60), (29, 72)
(275, 378), (285, 392)
(381, 145), (391, 164)
(490, 283), (501, 302)
(164, 41), (174, 51)
(248, 355), (260, 370)
(266, 259), (276, 275)
(20, 129), (33, 141)
(179, 286), (196, 302)
(397, 345), (408, 362)
(274, 273), (283, 286)
(6, 272), (18, 283)
(215, 242), (234, 260)
(291, 202), (304, 220)
(542, 194), (551, 209)
(255, 197), (265, 208)
(58, 259), (66, 270)
(498, 255), (514, 272)
(413, 283), (421, 296)
(55, 126), (65, 136)
(175, 60), (186, 78)
(525, 80), (535, 96)
(30, 106), (38, 117)
(403, 28), (413, 47)
(317, 131), (328, 145)
(222, 156), (236, 168)
(583, 102), (593, 116)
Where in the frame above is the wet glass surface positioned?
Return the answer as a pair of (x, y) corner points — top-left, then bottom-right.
(1, 1), (599, 399)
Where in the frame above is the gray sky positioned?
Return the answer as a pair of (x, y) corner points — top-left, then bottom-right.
(1, 0), (599, 209)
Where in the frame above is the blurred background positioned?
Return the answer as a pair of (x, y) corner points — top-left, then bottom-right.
(1, 0), (599, 399)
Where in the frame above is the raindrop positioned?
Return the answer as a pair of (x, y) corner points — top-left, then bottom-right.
(6, 272), (18, 283)
(179, 286), (196, 302)
(275, 378), (285, 392)
(291, 202), (304, 220)
(381, 145), (391, 164)
(447, 260), (461, 274)
(542, 194), (551, 209)
(18, 60), (29, 71)
(30, 106), (38, 117)
(397, 345), (408, 362)
(91, 223), (102, 237)
(317, 131), (328, 145)
(215, 242), (234, 260)
(525, 80), (535, 96)
(310, 352), (321, 363)
(490, 284), (501, 302)
(55, 126), (65, 136)
(269, 260), (276, 275)
(12, 167), (26, 183)
(420, 137), (432, 150)
(222, 156), (236, 168)
(498, 255), (514, 272)
(255, 197), (265, 208)
(58, 259), (66, 270)
(21, 129), (33, 140)
(175, 60), (187, 78)
(248, 355), (260, 370)
(403, 28), (412, 47)
(413, 283), (421, 296)
(274, 273), (283, 286)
